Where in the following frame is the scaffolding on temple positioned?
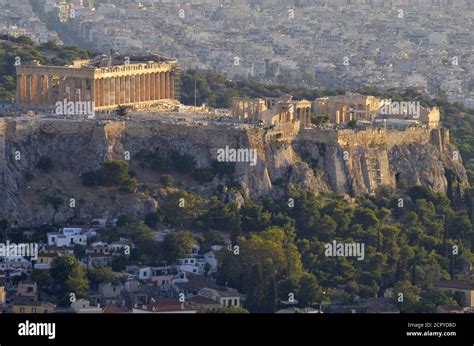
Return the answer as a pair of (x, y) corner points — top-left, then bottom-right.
(174, 64), (181, 103)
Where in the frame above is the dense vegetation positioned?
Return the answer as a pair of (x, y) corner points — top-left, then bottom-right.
(43, 183), (469, 312)
(81, 160), (138, 193)
(151, 184), (474, 312)
(21, 183), (472, 311)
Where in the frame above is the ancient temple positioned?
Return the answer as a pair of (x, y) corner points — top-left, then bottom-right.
(15, 54), (179, 111)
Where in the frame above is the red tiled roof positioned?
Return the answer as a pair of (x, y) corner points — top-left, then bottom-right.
(102, 305), (128, 313)
(149, 298), (194, 312)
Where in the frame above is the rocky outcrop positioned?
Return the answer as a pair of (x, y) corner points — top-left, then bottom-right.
(0, 118), (467, 228)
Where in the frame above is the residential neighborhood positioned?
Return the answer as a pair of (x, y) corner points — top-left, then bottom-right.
(0, 220), (247, 314)
(1, 218), (474, 314)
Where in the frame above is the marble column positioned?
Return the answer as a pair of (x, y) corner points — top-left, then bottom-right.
(144, 74), (150, 101)
(47, 76), (54, 105)
(35, 75), (43, 104)
(66, 78), (73, 102)
(114, 77), (120, 105)
(99, 79), (104, 107)
(120, 77), (125, 104)
(25, 75), (32, 103)
(160, 72), (165, 99)
(110, 77), (115, 105)
(155, 73), (161, 100)
(140, 74), (146, 102)
(16, 74), (23, 103)
(130, 75), (136, 103)
(91, 78), (96, 107)
(149, 73), (155, 100)
(59, 78), (65, 103)
(81, 78), (87, 102)
(94, 79), (99, 107)
(125, 76), (131, 104)
(41, 75), (49, 104)
(135, 75), (141, 102)
(30, 75), (38, 103)
(170, 72), (175, 99)
(104, 77), (110, 106)
(165, 72), (170, 99)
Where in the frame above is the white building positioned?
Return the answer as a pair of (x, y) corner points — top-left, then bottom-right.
(47, 228), (87, 247)
(71, 299), (103, 313)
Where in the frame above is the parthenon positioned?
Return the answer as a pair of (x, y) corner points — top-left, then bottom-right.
(15, 54), (179, 111)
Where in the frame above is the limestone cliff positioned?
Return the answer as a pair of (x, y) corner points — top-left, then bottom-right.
(0, 118), (467, 228)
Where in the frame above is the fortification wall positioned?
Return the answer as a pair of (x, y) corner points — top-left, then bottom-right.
(297, 128), (339, 143)
(299, 127), (437, 149)
(337, 128), (433, 148)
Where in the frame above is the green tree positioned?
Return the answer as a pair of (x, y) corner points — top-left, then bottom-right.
(246, 263), (265, 312)
(218, 306), (249, 313)
(102, 160), (130, 186)
(263, 276), (277, 313)
(353, 208), (379, 229)
(161, 191), (202, 227)
(392, 280), (421, 313)
(297, 272), (322, 308)
(240, 201), (269, 232)
(65, 264), (89, 300)
(417, 287), (458, 313)
(144, 210), (163, 229)
(87, 266), (117, 288)
(162, 232), (196, 263)
(111, 254), (129, 271)
(50, 255), (89, 305)
(159, 175), (173, 187)
(30, 269), (53, 288)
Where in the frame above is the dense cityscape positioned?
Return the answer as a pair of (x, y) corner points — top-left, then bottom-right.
(2, 0), (474, 107)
